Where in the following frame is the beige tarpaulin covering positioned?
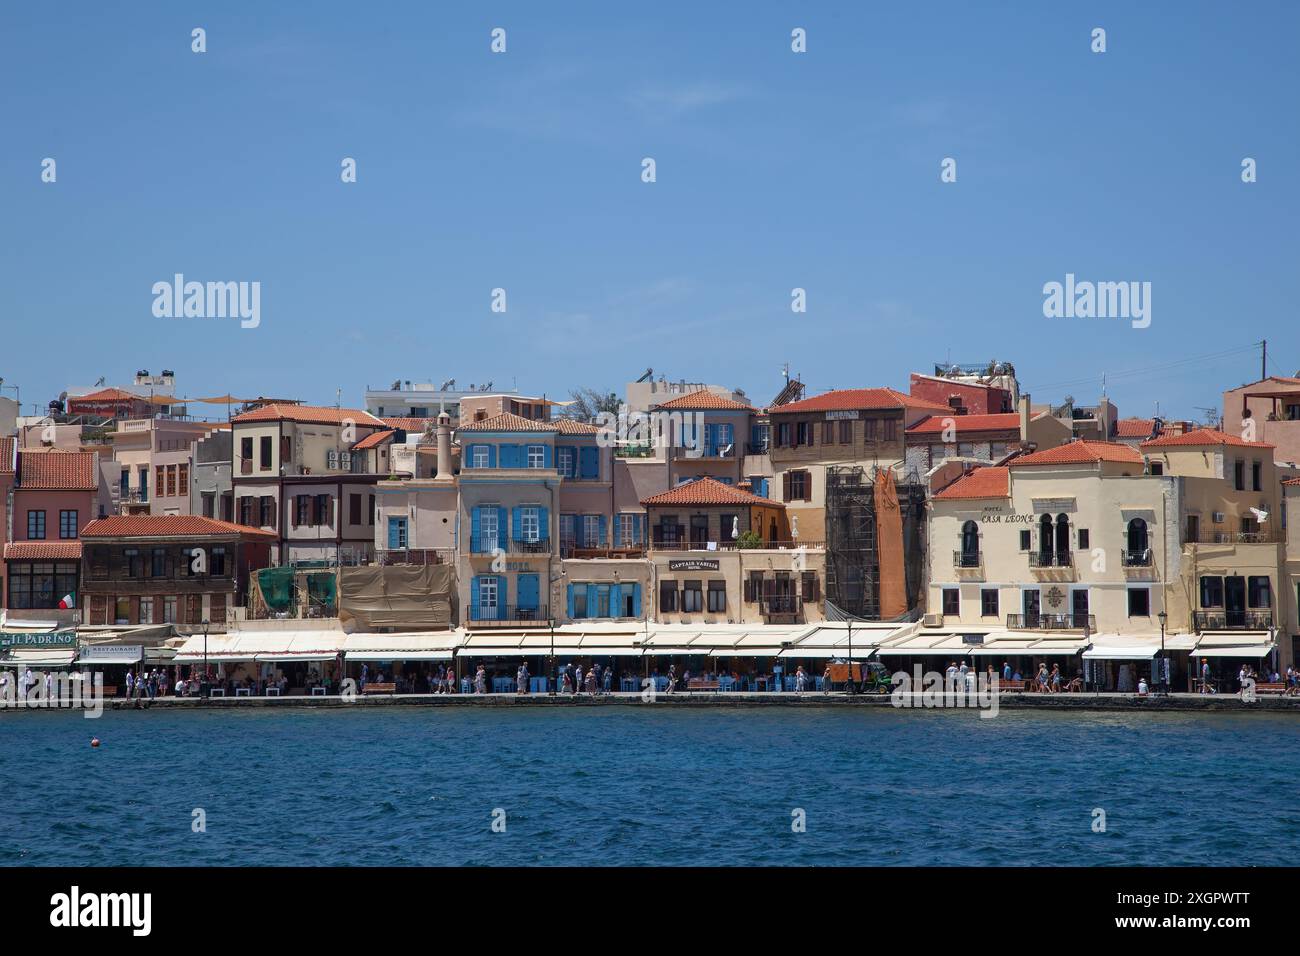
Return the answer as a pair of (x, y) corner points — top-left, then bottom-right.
(339, 564), (454, 630)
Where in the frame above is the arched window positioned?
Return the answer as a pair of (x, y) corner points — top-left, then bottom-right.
(1054, 514), (1070, 560)
(1127, 517), (1148, 557)
(1038, 513), (1054, 561)
(960, 520), (979, 565)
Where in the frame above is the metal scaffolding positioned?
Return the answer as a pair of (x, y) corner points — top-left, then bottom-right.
(824, 465), (926, 620)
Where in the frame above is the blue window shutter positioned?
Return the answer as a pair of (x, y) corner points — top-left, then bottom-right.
(518, 574), (539, 610)
(471, 576), (481, 616)
(497, 575), (508, 620)
(538, 506), (549, 539)
(567, 584), (575, 619)
(598, 515), (607, 546)
(542, 445), (553, 469)
(566, 446), (578, 477)
(586, 584), (598, 616)
(611, 583), (623, 618)
(497, 507), (507, 544)
(580, 446), (598, 479)
(471, 506), (481, 551)
(487, 445), (497, 468)
(632, 583), (642, 618)
(387, 517), (400, 549)
(613, 517), (623, 548)
(511, 506), (523, 541)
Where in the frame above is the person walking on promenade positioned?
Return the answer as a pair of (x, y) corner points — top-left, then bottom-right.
(1036, 663), (1049, 693)
(584, 666), (596, 695)
(958, 660), (969, 691)
(592, 663), (602, 695)
(603, 664), (613, 694)
(1049, 663), (1061, 693)
(125, 669), (134, 699)
(944, 661), (957, 692)
(517, 662), (529, 694)
(360, 663), (369, 694)
(1200, 658), (1214, 694)
(823, 663), (832, 695)
(666, 664), (676, 695)
(1002, 661), (1012, 682)
(474, 665), (486, 695)
(560, 665), (572, 694)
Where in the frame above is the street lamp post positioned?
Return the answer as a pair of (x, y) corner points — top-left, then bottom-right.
(201, 618), (210, 698)
(548, 617), (556, 697)
(1157, 610), (1168, 696)
(846, 618), (854, 695)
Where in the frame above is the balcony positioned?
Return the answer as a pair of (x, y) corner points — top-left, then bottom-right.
(1006, 612), (1095, 631)
(650, 538), (821, 552)
(952, 550), (983, 569)
(745, 441), (770, 456)
(1184, 530), (1283, 545)
(1193, 611), (1273, 631)
(1028, 551), (1072, 568)
(369, 548), (453, 567)
(466, 604), (549, 625)
(1121, 549), (1153, 567)
(760, 595), (803, 622)
(561, 543), (646, 559)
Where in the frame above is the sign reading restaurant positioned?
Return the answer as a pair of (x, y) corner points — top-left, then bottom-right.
(668, 559), (721, 572)
(0, 631), (78, 649)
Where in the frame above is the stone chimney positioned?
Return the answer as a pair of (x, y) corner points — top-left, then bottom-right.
(436, 411), (452, 478)
(1019, 392), (1032, 444)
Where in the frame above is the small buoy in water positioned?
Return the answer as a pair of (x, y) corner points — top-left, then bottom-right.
(90, 737), (100, 748)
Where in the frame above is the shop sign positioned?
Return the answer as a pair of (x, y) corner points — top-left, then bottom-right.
(669, 559), (720, 572)
(0, 631), (78, 649)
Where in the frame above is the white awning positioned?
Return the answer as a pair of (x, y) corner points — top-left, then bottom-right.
(1193, 643), (1274, 658)
(342, 633), (457, 662)
(641, 646), (704, 655)
(575, 646), (644, 657)
(173, 630), (346, 663)
(1, 649), (77, 667)
(967, 640), (1040, 657)
(1083, 644), (1158, 660)
(709, 647), (783, 657)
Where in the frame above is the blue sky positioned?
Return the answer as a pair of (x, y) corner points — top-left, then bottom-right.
(2, 1), (1296, 422)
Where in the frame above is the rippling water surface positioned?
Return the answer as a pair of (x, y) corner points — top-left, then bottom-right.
(2, 707), (1296, 866)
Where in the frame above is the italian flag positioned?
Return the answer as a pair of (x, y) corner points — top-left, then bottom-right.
(58, 593), (75, 610)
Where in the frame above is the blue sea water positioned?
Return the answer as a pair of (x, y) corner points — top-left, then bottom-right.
(1, 706), (1295, 866)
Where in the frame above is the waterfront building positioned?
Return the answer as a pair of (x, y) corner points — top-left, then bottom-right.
(364, 379), (529, 426)
(909, 365), (1018, 414)
(2, 450), (102, 623)
(647, 390), (757, 488)
(1140, 428), (1291, 670)
(642, 477), (825, 625)
(229, 404), (388, 564)
(79, 514), (276, 628)
(0, 438), (13, 607)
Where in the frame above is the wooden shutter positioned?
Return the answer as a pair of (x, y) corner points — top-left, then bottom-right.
(268, 497), (277, 530)
(326, 496), (334, 526)
(292, 495), (300, 528)
(783, 473), (792, 502)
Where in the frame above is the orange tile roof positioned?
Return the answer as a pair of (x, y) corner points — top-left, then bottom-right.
(771, 387), (950, 415)
(652, 390), (755, 412)
(231, 404), (385, 427)
(554, 418), (601, 435)
(81, 515), (276, 538)
(1140, 428), (1274, 450)
(1008, 440), (1143, 467)
(17, 450), (98, 490)
(906, 413), (1023, 436)
(352, 429), (396, 450)
(382, 416), (437, 432)
(1114, 418), (1157, 439)
(641, 476), (784, 508)
(4, 541), (84, 561)
(934, 467), (1009, 500)
(456, 412), (559, 433)
(74, 387), (141, 402)
(0, 437), (14, 475)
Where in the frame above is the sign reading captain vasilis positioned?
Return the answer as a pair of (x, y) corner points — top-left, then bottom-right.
(669, 559), (720, 572)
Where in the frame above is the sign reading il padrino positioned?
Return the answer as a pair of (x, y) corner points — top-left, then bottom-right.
(0, 631), (78, 649)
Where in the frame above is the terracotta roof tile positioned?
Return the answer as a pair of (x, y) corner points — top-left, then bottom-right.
(231, 404), (385, 427)
(352, 429), (396, 450)
(81, 515), (276, 539)
(641, 476), (784, 508)
(906, 412), (1024, 436)
(652, 390), (755, 412)
(17, 450), (98, 490)
(1114, 418), (1158, 439)
(554, 418), (601, 435)
(75, 387), (141, 402)
(382, 416), (437, 432)
(456, 412), (559, 433)
(1140, 428), (1274, 450)
(771, 387), (950, 415)
(1008, 440), (1143, 467)
(0, 437), (14, 475)
(4, 541), (84, 561)
(934, 467), (1010, 500)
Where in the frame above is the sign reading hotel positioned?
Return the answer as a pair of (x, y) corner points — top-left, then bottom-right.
(669, 559), (720, 572)
(0, 631), (78, 649)
(824, 410), (859, 420)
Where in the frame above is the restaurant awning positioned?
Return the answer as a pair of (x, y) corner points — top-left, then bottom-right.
(342, 633), (457, 662)
(1193, 644), (1274, 658)
(709, 647), (783, 657)
(777, 644), (878, 659)
(641, 646), (704, 655)
(172, 630), (346, 663)
(1, 648), (77, 667)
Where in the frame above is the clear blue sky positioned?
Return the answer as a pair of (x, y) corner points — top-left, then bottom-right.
(3, 1), (1296, 422)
